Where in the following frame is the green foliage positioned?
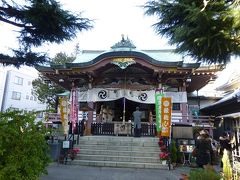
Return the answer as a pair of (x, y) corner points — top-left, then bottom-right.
(189, 168), (222, 180)
(52, 52), (76, 65)
(0, 110), (51, 180)
(32, 74), (65, 110)
(0, 0), (93, 67)
(144, 0), (240, 64)
(170, 139), (177, 163)
(32, 52), (74, 109)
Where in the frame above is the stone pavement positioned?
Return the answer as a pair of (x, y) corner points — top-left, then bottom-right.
(40, 163), (193, 180)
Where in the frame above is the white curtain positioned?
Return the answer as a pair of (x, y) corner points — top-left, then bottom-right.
(78, 88), (187, 104)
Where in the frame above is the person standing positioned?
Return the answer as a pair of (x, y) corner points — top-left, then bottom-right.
(219, 132), (231, 167)
(132, 107), (142, 137)
(80, 119), (86, 136)
(195, 130), (214, 168)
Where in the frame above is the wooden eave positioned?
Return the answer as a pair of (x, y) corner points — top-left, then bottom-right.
(35, 51), (222, 92)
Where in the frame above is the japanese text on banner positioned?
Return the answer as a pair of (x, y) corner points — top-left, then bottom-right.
(161, 97), (172, 137)
(60, 96), (69, 135)
(155, 93), (163, 132)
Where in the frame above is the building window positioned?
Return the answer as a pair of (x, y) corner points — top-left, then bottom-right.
(10, 107), (19, 111)
(14, 76), (23, 85)
(30, 96), (33, 100)
(12, 91), (21, 100)
(34, 96), (37, 101)
(26, 95), (29, 100)
(172, 103), (180, 110)
(37, 112), (43, 118)
(28, 81), (32, 85)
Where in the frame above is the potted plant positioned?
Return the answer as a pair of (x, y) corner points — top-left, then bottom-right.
(159, 152), (169, 164)
(68, 148), (80, 160)
(158, 137), (164, 146)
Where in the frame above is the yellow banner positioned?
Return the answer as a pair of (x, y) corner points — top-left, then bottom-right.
(160, 97), (172, 137)
(59, 96), (68, 134)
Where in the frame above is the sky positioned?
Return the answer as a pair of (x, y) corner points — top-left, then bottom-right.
(0, 0), (172, 58)
(1, 0), (240, 89)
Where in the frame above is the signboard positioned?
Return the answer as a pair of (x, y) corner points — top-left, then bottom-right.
(46, 113), (61, 122)
(62, 141), (70, 149)
(161, 97), (172, 137)
(155, 92), (164, 132)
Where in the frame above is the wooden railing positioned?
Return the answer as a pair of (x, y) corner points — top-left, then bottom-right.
(63, 114), (215, 138)
(91, 123), (156, 137)
(141, 124), (157, 137)
(91, 123), (115, 135)
(151, 114), (214, 127)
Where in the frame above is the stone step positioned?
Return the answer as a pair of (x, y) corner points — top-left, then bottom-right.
(78, 140), (158, 147)
(78, 136), (158, 142)
(71, 159), (168, 169)
(78, 149), (160, 157)
(75, 144), (160, 151)
(76, 154), (161, 163)
(70, 135), (165, 169)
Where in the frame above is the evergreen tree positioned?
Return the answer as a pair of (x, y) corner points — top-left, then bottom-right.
(0, 0), (93, 67)
(32, 52), (74, 110)
(144, 0), (240, 64)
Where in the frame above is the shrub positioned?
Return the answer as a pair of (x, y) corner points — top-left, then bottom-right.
(189, 168), (222, 180)
(0, 110), (51, 180)
(170, 140), (177, 163)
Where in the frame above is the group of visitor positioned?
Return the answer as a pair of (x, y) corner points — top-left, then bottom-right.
(194, 129), (235, 169)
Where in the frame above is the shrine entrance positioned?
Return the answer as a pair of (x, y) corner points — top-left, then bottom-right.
(96, 98), (155, 123)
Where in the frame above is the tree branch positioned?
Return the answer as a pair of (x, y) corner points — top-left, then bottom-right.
(0, 16), (27, 28)
(0, 5), (33, 28)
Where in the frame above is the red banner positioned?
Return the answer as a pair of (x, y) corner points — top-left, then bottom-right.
(71, 88), (78, 132)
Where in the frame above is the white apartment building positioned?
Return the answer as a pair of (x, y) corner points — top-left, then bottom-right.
(0, 65), (46, 112)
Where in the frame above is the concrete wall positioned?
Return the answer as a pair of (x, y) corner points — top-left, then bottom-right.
(0, 66), (46, 112)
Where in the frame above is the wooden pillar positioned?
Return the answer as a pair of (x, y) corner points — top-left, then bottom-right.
(85, 101), (94, 135)
(85, 75), (94, 135)
(181, 80), (188, 123)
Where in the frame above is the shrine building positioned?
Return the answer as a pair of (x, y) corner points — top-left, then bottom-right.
(36, 36), (222, 136)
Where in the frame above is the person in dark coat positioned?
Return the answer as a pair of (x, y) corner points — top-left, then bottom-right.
(219, 132), (231, 155)
(195, 130), (214, 168)
(80, 119), (86, 136)
(219, 132), (231, 167)
(132, 107), (142, 137)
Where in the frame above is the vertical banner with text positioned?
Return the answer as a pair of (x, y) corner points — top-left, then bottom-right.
(155, 92), (164, 132)
(59, 96), (69, 135)
(160, 97), (172, 137)
(71, 88), (78, 133)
